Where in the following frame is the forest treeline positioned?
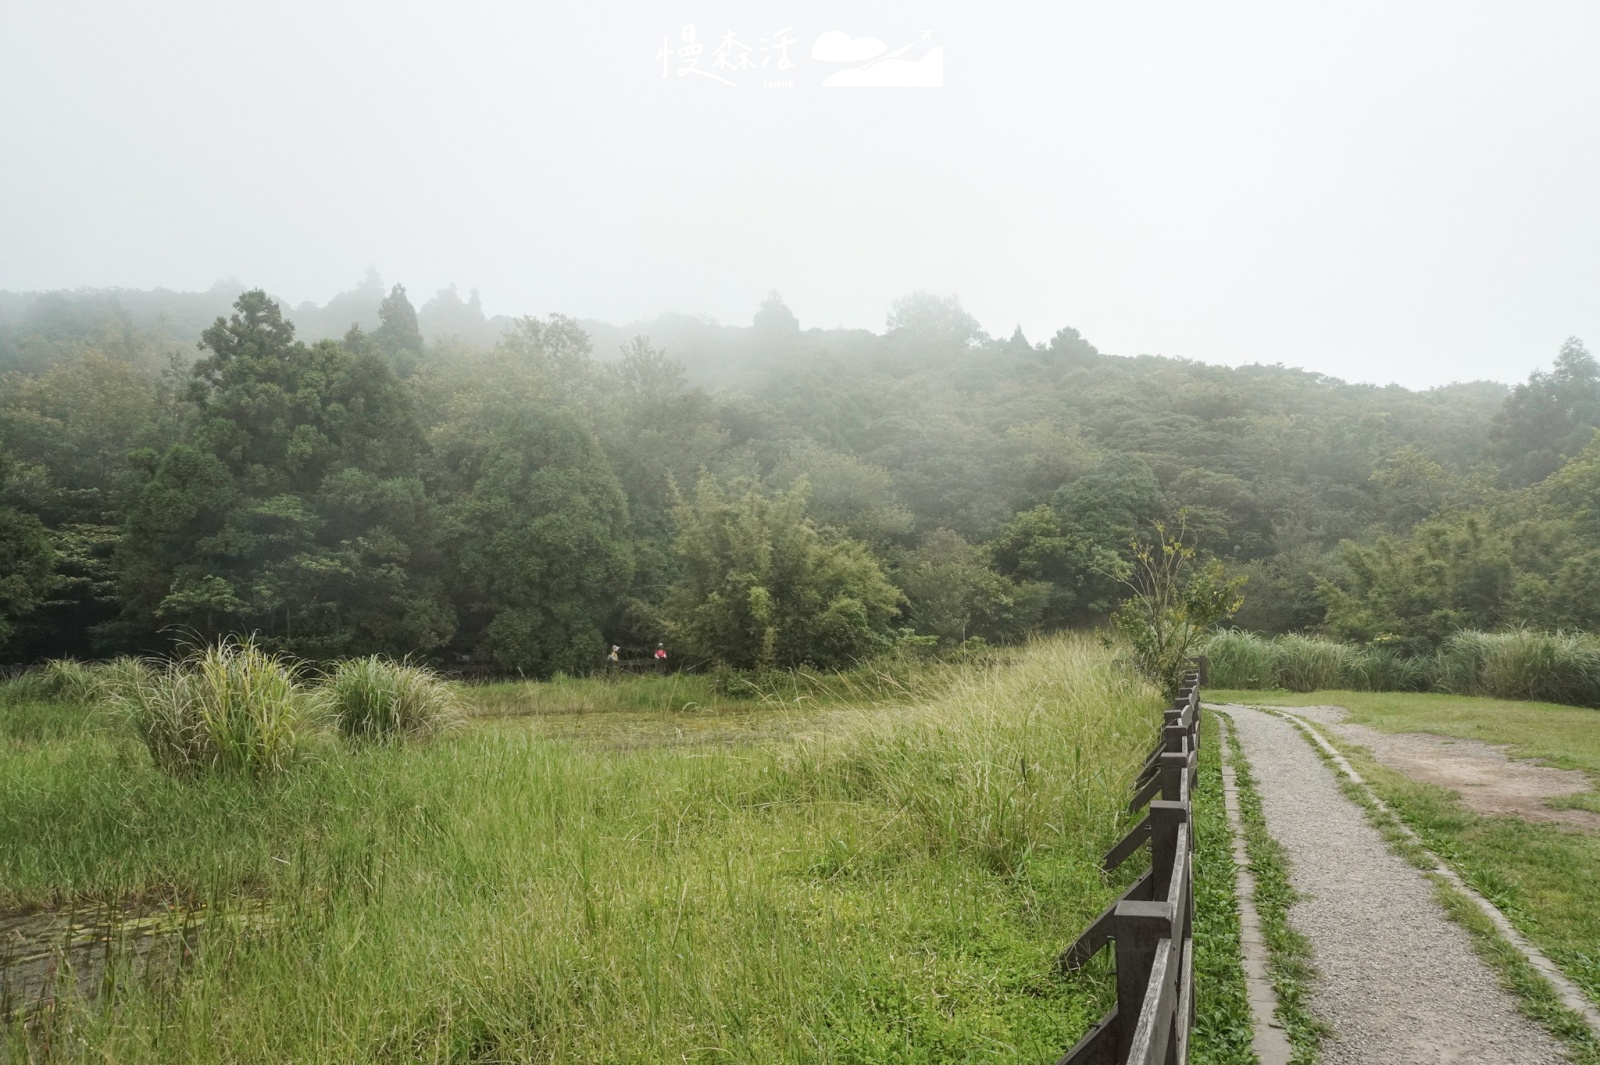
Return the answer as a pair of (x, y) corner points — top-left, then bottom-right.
(1, 279), (1596, 673)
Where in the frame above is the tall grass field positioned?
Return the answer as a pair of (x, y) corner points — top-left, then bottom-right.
(0, 636), (1231, 1063)
(1205, 629), (1600, 708)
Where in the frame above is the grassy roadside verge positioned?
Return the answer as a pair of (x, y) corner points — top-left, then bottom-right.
(1257, 705), (1600, 1063)
(1190, 712), (1258, 1064)
(1217, 710), (1326, 1065)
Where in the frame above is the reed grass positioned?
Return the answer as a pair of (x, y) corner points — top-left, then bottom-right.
(0, 656), (154, 706)
(461, 654), (967, 718)
(463, 671), (751, 716)
(1205, 629), (1600, 707)
(1270, 633), (1356, 693)
(112, 640), (317, 778)
(1434, 629), (1600, 707)
(317, 657), (461, 742)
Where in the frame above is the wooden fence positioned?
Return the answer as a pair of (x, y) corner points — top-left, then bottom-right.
(1056, 667), (1203, 1065)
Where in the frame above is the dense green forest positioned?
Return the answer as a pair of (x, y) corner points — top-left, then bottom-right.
(1, 279), (1594, 673)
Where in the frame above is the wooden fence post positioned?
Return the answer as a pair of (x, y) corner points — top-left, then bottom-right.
(1058, 665), (1203, 1065)
(1113, 902), (1172, 1062)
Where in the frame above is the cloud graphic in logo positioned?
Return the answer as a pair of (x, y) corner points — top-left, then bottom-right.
(811, 31), (888, 63)
(822, 47), (944, 88)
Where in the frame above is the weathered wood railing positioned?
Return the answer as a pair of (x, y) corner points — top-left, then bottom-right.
(1056, 668), (1203, 1065)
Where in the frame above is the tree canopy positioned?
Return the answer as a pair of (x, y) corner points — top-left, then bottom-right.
(0, 281), (1589, 670)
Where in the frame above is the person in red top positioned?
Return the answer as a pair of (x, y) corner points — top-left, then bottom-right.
(653, 643), (667, 672)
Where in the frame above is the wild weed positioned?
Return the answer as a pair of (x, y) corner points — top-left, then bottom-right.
(1205, 627), (1600, 707)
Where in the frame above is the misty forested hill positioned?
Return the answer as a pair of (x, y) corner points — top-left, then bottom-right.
(2, 280), (1593, 670)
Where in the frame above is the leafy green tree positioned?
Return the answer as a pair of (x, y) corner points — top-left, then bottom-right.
(992, 456), (1165, 625)
(1490, 337), (1600, 487)
(999, 421), (1097, 508)
(116, 291), (453, 657)
(1318, 517), (1513, 651)
(1531, 430), (1600, 534)
(497, 314), (597, 402)
(115, 443), (241, 637)
(885, 291), (984, 348)
(663, 478), (902, 670)
(1368, 445), (1460, 529)
(753, 290), (800, 335)
(591, 337), (726, 643)
(991, 505), (1079, 616)
(1226, 538), (1335, 634)
(1502, 434), (1600, 630)
(1044, 325), (1101, 368)
(1110, 520), (1246, 694)
(0, 350), (171, 655)
(0, 450), (55, 651)
(895, 529), (1046, 645)
(0, 350), (170, 524)
(769, 450), (914, 547)
(371, 283), (425, 376)
(448, 407), (633, 674)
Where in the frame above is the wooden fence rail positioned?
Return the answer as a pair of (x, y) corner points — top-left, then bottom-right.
(1056, 667), (1203, 1065)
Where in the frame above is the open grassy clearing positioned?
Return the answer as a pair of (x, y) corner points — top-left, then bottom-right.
(1214, 689), (1600, 1012)
(0, 637), (1257, 1063)
(460, 657), (981, 719)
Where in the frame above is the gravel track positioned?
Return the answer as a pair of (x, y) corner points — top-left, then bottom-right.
(1222, 703), (1568, 1064)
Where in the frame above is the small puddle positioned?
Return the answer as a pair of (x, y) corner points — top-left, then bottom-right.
(1, 900), (271, 1024)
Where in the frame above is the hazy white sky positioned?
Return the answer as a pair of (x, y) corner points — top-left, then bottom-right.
(3, 1), (1597, 388)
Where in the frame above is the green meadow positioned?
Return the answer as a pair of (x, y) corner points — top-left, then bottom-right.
(0, 638), (1250, 1064)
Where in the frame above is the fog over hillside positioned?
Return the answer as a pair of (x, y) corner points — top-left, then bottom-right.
(0, 275), (1527, 394)
(4, 3), (1599, 388)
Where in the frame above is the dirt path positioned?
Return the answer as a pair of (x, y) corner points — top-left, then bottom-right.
(1222, 703), (1568, 1064)
(1285, 704), (1600, 832)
